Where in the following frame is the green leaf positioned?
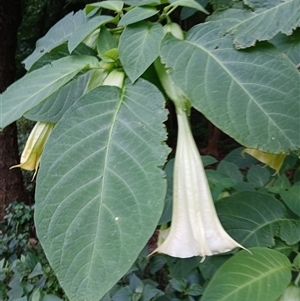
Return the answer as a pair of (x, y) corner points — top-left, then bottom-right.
(97, 26), (118, 61)
(217, 161), (243, 184)
(209, 2), (300, 49)
(24, 71), (92, 122)
(123, 0), (161, 5)
(169, 279), (187, 292)
(216, 191), (287, 247)
(201, 248), (291, 301)
(169, 0), (208, 14)
(158, 159), (173, 225)
(119, 22), (164, 82)
(202, 155), (218, 166)
(29, 43), (97, 72)
(223, 147), (257, 169)
(280, 185), (300, 216)
(86, 1), (124, 14)
(0, 55), (98, 130)
(270, 29), (300, 66)
(35, 79), (169, 301)
(247, 165), (271, 187)
(119, 6), (158, 26)
(23, 11), (86, 70)
(278, 219), (300, 245)
(68, 15), (114, 53)
(160, 23), (300, 153)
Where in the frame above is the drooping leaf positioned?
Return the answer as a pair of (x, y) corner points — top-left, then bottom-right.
(0, 55), (98, 130)
(119, 22), (164, 82)
(209, 1), (300, 49)
(160, 23), (300, 153)
(35, 79), (169, 301)
(216, 191), (289, 247)
(68, 15), (114, 53)
(23, 11), (86, 70)
(24, 71), (92, 122)
(119, 6), (158, 26)
(270, 29), (300, 66)
(201, 248), (291, 301)
(223, 147), (257, 169)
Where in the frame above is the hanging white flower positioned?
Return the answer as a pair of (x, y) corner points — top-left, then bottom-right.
(154, 108), (245, 259)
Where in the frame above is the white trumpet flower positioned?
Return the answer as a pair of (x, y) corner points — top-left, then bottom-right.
(154, 108), (244, 259)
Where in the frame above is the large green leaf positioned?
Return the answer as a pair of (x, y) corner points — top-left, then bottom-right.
(201, 248), (291, 301)
(216, 191), (297, 247)
(0, 55), (98, 130)
(24, 71), (92, 122)
(68, 15), (114, 53)
(23, 11), (86, 70)
(35, 79), (169, 301)
(160, 23), (300, 153)
(119, 22), (164, 82)
(209, 1), (300, 49)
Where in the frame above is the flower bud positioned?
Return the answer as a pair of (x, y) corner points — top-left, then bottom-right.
(11, 122), (54, 179)
(243, 148), (286, 174)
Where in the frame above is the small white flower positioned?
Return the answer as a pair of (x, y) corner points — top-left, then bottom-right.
(154, 108), (244, 259)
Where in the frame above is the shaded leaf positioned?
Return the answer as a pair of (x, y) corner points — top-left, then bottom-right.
(119, 6), (158, 26)
(223, 147), (257, 169)
(217, 161), (243, 183)
(68, 15), (113, 53)
(160, 23), (300, 153)
(278, 219), (300, 245)
(119, 22), (164, 82)
(247, 165), (271, 187)
(23, 11), (86, 70)
(280, 185), (300, 216)
(201, 248), (291, 301)
(0, 56), (98, 130)
(216, 191), (287, 247)
(35, 79), (169, 301)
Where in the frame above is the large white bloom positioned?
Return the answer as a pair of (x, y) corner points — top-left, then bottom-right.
(155, 108), (244, 259)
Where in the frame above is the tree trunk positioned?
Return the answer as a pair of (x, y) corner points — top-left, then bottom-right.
(0, 0), (29, 219)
